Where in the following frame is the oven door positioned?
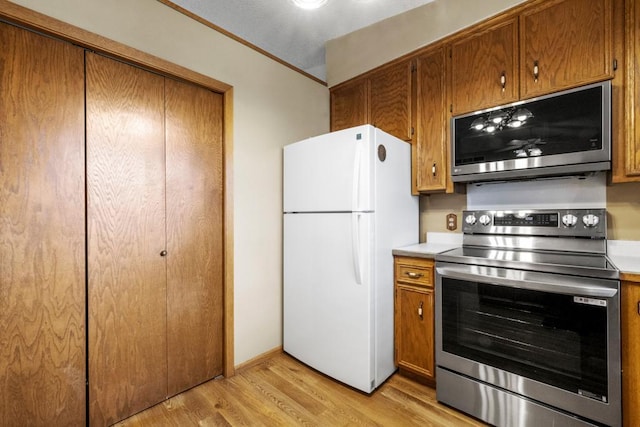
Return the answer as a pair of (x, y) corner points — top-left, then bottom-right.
(435, 261), (621, 426)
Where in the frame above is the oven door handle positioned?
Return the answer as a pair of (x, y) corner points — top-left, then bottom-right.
(436, 265), (618, 298)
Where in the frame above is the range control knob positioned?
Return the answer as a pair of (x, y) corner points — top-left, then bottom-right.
(465, 214), (477, 226)
(561, 214), (578, 227)
(479, 214), (491, 226)
(583, 214), (600, 228)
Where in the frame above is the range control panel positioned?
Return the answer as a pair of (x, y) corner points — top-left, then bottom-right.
(462, 208), (607, 238)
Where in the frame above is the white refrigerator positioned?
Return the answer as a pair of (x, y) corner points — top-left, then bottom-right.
(283, 124), (418, 393)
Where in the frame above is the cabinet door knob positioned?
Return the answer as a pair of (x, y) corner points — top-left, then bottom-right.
(533, 60), (539, 82)
(500, 72), (506, 92)
(160, 250), (167, 257)
(432, 162), (437, 177)
(418, 301), (424, 319)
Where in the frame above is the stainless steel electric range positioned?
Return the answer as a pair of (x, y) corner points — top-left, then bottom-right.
(435, 208), (620, 427)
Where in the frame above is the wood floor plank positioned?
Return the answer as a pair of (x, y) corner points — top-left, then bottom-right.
(117, 353), (486, 426)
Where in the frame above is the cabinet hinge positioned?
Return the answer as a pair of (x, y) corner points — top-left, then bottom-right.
(613, 59), (618, 71)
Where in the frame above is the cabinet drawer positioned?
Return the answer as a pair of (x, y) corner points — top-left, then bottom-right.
(394, 257), (434, 287)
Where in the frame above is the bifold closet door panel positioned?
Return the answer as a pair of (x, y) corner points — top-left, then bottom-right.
(0, 22), (86, 427)
(165, 79), (224, 396)
(86, 52), (168, 425)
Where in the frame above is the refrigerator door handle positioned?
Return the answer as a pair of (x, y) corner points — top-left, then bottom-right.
(352, 140), (362, 212)
(352, 212), (363, 285)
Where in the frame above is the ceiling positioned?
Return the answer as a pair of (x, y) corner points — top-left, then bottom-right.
(168, 0), (435, 82)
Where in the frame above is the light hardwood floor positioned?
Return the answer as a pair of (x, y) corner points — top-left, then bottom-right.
(116, 352), (485, 426)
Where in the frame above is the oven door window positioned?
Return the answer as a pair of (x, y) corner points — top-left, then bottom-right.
(441, 278), (608, 401)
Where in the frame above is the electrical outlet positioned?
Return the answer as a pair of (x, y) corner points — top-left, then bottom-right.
(446, 213), (457, 231)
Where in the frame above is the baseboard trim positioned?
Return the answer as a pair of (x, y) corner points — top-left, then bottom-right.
(234, 346), (283, 373)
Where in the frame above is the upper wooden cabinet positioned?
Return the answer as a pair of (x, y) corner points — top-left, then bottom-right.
(451, 0), (614, 115)
(519, 0), (613, 99)
(330, 59), (413, 142)
(451, 17), (519, 115)
(614, 0), (640, 182)
(330, 77), (369, 132)
(369, 60), (414, 141)
(415, 47), (451, 193)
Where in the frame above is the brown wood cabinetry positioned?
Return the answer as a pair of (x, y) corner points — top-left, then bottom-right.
(330, 78), (369, 132)
(519, 0), (613, 99)
(451, 0), (614, 115)
(451, 17), (519, 115)
(394, 256), (436, 385)
(614, 0), (640, 182)
(87, 53), (224, 425)
(415, 48), (451, 193)
(0, 22), (86, 426)
(622, 276), (640, 427)
(369, 60), (414, 141)
(330, 60), (413, 142)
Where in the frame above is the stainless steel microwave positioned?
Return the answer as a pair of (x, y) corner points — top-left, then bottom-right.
(451, 81), (611, 183)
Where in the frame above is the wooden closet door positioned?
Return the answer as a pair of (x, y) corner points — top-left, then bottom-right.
(165, 79), (224, 396)
(0, 22), (86, 427)
(86, 52), (168, 425)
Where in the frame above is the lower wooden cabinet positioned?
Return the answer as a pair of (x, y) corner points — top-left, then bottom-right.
(394, 256), (436, 385)
(622, 276), (640, 427)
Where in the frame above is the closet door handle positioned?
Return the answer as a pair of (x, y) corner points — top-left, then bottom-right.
(160, 250), (167, 257)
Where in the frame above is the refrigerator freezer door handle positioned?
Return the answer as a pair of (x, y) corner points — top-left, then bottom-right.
(352, 141), (362, 212)
(352, 212), (363, 285)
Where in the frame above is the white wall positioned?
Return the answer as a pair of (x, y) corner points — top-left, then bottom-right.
(9, 0), (330, 365)
(326, 0), (527, 87)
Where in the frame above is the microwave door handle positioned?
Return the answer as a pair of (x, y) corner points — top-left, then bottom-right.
(436, 265), (617, 298)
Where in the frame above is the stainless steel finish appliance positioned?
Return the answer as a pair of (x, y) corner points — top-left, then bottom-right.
(435, 208), (620, 427)
(451, 81), (611, 183)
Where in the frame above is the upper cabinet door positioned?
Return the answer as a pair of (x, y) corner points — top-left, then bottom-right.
(330, 78), (369, 132)
(451, 17), (519, 115)
(519, 0), (613, 99)
(415, 48), (448, 193)
(369, 60), (414, 141)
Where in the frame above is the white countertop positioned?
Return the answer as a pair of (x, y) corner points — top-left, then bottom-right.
(608, 240), (640, 276)
(392, 232), (462, 259)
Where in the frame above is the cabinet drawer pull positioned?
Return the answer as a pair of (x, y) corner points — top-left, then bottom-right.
(405, 271), (424, 279)
(533, 60), (539, 82)
(418, 301), (424, 319)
